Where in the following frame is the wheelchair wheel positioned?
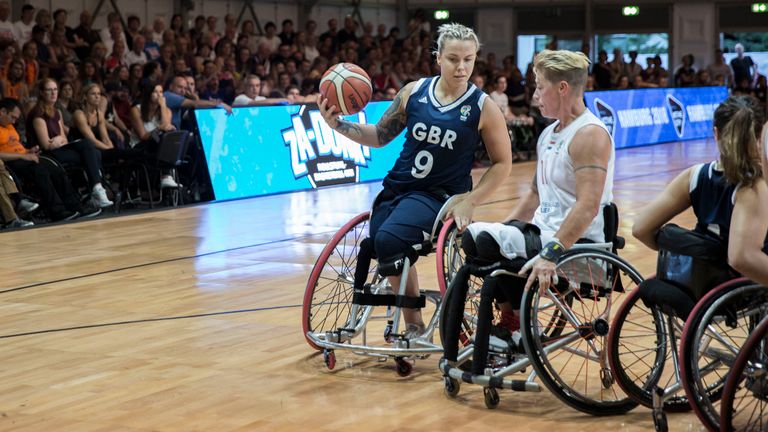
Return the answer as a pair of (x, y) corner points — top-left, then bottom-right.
(521, 249), (642, 415)
(302, 212), (377, 350)
(720, 315), (768, 431)
(608, 285), (691, 411)
(436, 219), (486, 348)
(680, 279), (768, 431)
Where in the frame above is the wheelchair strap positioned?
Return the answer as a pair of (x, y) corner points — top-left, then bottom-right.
(503, 219), (542, 259)
(352, 292), (426, 309)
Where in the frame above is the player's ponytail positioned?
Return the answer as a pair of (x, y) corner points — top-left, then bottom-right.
(714, 96), (763, 187)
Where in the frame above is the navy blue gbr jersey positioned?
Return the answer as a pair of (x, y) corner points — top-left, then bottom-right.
(690, 161), (768, 252)
(382, 76), (487, 196)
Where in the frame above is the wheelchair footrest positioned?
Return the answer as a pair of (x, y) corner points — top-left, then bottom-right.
(353, 292), (426, 308)
(439, 359), (541, 392)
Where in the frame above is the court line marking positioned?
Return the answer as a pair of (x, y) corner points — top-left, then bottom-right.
(0, 304), (302, 340)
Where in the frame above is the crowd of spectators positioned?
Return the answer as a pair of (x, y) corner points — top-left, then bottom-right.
(585, 44), (766, 114)
(0, 3), (450, 229)
(0, 0), (764, 229)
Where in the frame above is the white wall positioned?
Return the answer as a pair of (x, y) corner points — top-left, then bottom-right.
(476, 7), (514, 60)
(671, 2), (716, 75)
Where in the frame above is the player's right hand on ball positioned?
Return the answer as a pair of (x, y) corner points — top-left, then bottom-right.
(317, 95), (340, 129)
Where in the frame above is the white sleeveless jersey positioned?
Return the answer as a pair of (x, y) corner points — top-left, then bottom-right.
(531, 109), (615, 242)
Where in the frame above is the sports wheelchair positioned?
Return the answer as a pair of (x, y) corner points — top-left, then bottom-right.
(607, 224), (768, 431)
(302, 193), (463, 376)
(438, 203), (645, 415)
(720, 310), (768, 431)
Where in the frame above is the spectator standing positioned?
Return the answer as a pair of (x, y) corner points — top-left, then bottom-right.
(675, 54), (697, 87)
(730, 43), (758, 89)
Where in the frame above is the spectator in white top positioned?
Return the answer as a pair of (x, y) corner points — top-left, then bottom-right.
(13, 4), (35, 44)
(489, 75), (511, 117)
(258, 22), (281, 54)
(151, 17), (165, 45)
(99, 12), (123, 47)
(103, 19), (125, 55)
(232, 75), (287, 107)
(126, 34), (148, 66)
(0, 1), (14, 41)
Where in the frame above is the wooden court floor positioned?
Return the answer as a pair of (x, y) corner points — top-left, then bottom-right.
(0, 139), (716, 431)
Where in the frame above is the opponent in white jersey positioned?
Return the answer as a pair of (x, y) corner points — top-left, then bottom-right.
(465, 49), (614, 331)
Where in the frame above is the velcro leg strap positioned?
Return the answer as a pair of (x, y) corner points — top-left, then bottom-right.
(352, 293), (426, 308)
(396, 294), (426, 309)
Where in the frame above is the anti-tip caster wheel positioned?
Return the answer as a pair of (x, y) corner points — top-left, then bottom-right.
(395, 357), (413, 377)
(484, 387), (500, 409)
(323, 349), (336, 370)
(444, 376), (461, 397)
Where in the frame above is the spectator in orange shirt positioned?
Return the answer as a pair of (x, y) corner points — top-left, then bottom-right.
(1, 59), (30, 101)
(0, 98), (100, 220)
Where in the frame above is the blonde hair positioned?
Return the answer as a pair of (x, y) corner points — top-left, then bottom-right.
(533, 49), (591, 92)
(433, 23), (480, 55)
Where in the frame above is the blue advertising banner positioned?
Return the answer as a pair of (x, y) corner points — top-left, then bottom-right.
(584, 86), (729, 149)
(195, 101), (402, 201)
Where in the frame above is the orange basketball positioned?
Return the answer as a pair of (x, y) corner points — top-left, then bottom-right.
(319, 63), (372, 115)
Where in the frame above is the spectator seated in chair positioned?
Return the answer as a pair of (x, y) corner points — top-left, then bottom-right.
(27, 78), (113, 209)
(129, 82), (178, 189)
(0, 98), (101, 221)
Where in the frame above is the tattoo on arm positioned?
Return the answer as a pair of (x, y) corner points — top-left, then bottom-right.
(375, 91), (407, 144)
(336, 120), (363, 137)
(574, 165), (608, 173)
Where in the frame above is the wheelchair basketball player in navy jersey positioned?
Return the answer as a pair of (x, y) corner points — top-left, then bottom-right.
(317, 23), (512, 337)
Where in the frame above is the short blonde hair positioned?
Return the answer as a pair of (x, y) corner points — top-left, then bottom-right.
(433, 23), (480, 55)
(534, 49), (591, 92)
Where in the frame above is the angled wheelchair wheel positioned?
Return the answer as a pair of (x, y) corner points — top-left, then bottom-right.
(302, 212), (378, 350)
(608, 285), (691, 411)
(521, 249), (642, 415)
(436, 219), (488, 348)
(680, 279), (768, 431)
(720, 315), (768, 432)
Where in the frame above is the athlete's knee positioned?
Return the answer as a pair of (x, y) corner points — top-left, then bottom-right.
(373, 230), (411, 260)
(462, 228), (504, 263)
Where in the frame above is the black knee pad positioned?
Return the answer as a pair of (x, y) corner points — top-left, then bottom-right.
(377, 249), (420, 277)
(462, 230), (505, 265)
(475, 232), (502, 260)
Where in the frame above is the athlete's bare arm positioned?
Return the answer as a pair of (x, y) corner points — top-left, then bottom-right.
(317, 81), (415, 148)
(552, 124), (612, 248)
